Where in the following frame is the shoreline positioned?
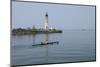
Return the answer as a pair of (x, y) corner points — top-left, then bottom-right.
(12, 28), (63, 35)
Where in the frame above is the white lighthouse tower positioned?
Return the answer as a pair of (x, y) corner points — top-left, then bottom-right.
(44, 12), (49, 30)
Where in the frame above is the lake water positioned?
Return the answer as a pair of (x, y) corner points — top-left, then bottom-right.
(11, 30), (96, 66)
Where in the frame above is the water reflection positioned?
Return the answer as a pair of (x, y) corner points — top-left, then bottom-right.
(32, 34), (36, 45)
(11, 31), (96, 66)
(32, 33), (59, 62)
(32, 34), (59, 47)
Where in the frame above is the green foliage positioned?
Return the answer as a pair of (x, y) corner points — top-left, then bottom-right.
(32, 25), (37, 32)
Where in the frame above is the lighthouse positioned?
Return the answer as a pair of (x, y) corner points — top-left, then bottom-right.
(44, 12), (49, 30)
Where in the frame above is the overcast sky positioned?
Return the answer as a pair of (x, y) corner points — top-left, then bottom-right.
(12, 1), (95, 30)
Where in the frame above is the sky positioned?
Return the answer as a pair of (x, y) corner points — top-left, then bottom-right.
(12, 1), (96, 30)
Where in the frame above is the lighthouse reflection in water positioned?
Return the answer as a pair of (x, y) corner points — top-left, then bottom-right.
(11, 30), (95, 65)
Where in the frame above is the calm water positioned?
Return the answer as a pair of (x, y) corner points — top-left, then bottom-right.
(11, 30), (96, 65)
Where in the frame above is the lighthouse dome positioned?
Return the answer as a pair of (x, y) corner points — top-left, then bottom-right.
(45, 13), (48, 17)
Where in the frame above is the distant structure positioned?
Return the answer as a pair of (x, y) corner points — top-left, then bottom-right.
(12, 12), (62, 35)
(44, 12), (49, 30)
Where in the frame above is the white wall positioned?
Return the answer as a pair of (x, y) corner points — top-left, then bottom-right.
(0, 0), (100, 67)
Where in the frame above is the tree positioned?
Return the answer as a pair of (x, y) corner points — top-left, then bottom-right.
(32, 25), (37, 32)
(52, 28), (56, 31)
